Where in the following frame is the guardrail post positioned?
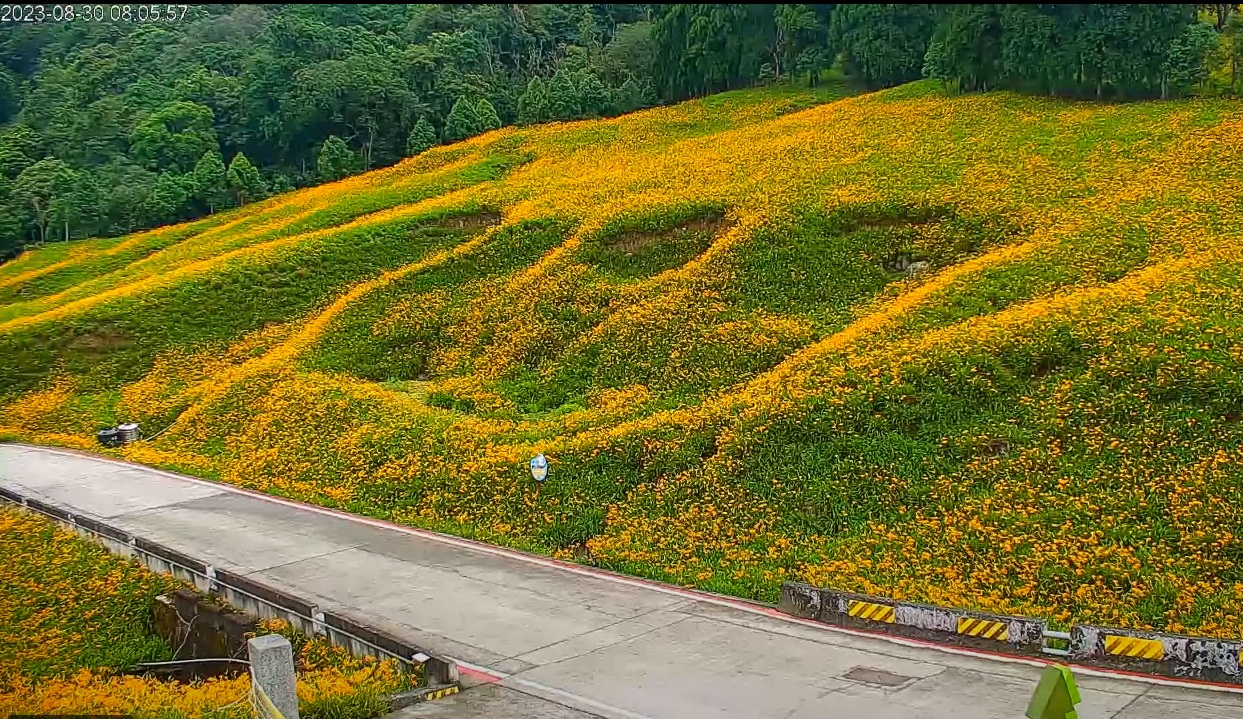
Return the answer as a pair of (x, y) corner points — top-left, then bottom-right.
(248, 633), (299, 719)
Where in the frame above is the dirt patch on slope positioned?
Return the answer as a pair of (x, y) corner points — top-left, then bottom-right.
(428, 210), (502, 230)
(605, 213), (729, 254)
(68, 327), (133, 353)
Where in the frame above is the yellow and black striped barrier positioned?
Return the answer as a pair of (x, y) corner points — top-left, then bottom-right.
(1103, 634), (1164, 660)
(423, 685), (460, 701)
(1069, 624), (1243, 683)
(847, 599), (895, 624)
(387, 682), (462, 711)
(779, 581), (1243, 685)
(957, 617), (1009, 642)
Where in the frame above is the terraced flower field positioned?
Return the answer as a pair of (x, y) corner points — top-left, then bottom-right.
(2, 80), (1241, 637)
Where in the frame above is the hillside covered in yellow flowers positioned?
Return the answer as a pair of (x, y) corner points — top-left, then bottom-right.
(2, 81), (1242, 638)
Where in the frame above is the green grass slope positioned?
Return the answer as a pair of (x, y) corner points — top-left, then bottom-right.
(2, 80), (1242, 638)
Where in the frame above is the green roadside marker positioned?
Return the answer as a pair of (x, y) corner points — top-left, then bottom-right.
(1026, 665), (1081, 719)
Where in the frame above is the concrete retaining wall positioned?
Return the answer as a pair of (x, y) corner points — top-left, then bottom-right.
(0, 489), (459, 690)
(153, 588), (257, 670)
(781, 581), (1243, 684)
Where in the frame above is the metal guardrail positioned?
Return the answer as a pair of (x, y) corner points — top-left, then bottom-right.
(0, 492), (441, 678)
(1042, 630), (1071, 657)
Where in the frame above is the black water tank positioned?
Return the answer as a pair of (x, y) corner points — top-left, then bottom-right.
(96, 427), (120, 447)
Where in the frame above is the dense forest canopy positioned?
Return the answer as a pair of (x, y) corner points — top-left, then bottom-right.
(0, 3), (1239, 261)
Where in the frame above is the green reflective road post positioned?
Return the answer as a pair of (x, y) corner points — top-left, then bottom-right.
(1026, 664), (1081, 719)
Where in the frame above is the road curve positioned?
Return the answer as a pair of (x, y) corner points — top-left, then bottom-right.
(3, 443), (1242, 719)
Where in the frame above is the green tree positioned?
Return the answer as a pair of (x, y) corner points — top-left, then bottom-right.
(1229, 14), (1243, 91)
(317, 135), (359, 182)
(192, 150), (230, 214)
(920, 4), (1204, 99)
(597, 21), (656, 87)
(14, 64), (79, 164)
(443, 95), (482, 142)
(1074, 4), (1129, 99)
(1164, 21), (1221, 97)
(13, 158), (77, 243)
(0, 67), (19, 125)
(652, 5), (778, 98)
(1071, 4), (1194, 100)
(290, 53), (419, 170)
(576, 71), (610, 117)
(795, 47), (830, 87)
(475, 98), (502, 132)
(578, 10), (604, 54)
(269, 173), (295, 194)
(94, 163), (158, 237)
(406, 117), (438, 156)
(130, 101), (219, 174)
(0, 126), (40, 180)
(1202, 3), (1239, 30)
(147, 172), (194, 226)
(226, 152), (265, 205)
(774, 4), (820, 81)
(997, 5), (1062, 95)
(518, 76), (551, 125)
(0, 177), (26, 259)
(67, 169), (105, 239)
(615, 77), (646, 114)
(923, 35), (956, 93)
(549, 70), (582, 120)
(174, 67), (244, 152)
(831, 4), (937, 90)
(923, 5), (1003, 92)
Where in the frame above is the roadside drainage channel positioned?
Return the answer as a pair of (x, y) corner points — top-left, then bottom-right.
(0, 486), (461, 709)
(780, 581), (1243, 685)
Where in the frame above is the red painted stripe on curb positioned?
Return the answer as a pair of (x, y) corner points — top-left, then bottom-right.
(8, 442), (1243, 695)
(452, 659), (506, 684)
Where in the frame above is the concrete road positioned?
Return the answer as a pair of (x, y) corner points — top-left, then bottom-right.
(3, 443), (1243, 719)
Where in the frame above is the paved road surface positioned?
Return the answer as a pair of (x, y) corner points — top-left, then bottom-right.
(3, 443), (1243, 719)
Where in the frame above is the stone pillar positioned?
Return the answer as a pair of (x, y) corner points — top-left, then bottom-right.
(248, 634), (299, 719)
